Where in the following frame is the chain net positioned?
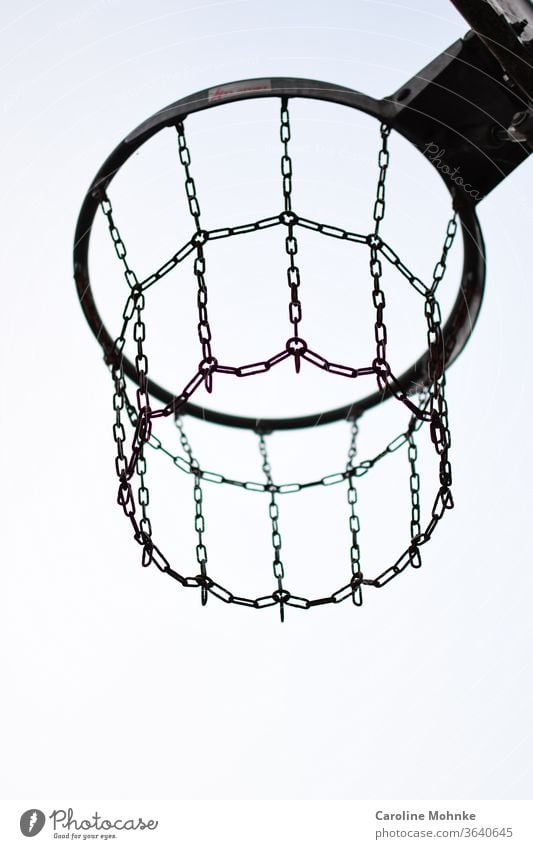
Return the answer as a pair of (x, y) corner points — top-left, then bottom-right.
(99, 97), (458, 619)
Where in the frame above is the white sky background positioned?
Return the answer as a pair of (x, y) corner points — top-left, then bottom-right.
(1, 0), (532, 800)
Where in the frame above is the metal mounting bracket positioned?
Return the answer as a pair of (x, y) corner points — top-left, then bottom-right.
(386, 32), (533, 203)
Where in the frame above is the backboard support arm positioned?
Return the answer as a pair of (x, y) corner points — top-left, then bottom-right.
(449, 0), (533, 102)
(386, 31), (533, 203)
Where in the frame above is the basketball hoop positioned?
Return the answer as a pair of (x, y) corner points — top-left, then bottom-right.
(73, 76), (493, 619)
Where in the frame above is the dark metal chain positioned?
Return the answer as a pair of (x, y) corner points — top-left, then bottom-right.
(100, 109), (459, 616)
(407, 433), (422, 566)
(113, 363), (153, 563)
(280, 98), (293, 213)
(194, 242), (216, 391)
(140, 392), (429, 494)
(135, 210), (429, 301)
(108, 281), (155, 568)
(107, 320), (172, 573)
(415, 243), (455, 538)
(373, 124), (391, 236)
(377, 238), (428, 296)
(176, 122), (201, 228)
(280, 99), (304, 364)
(370, 124), (391, 372)
(175, 417), (209, 605)
(133, 292), (150, 412)
(423, 293), (454, 547)
(136, 447), (152, 561)
(141, 240), (196, 291)
(258, 433), (286, 622)
(431, 215), (458, 294)
(346, 420), (363, 606)
(112, 399), (449, 609)
(176, 122), (216, 390)
(99, 193), (139, 289)
(112, 357), (134, 524)
(370, 244), (387, 364)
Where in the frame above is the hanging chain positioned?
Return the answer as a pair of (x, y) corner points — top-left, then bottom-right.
(98, 107), (460, 615)
(175, 417), (209, 605)
(407, 434), (422, 567)
(99, 193), (139, 289)
(176, 122), (216, 391)
(113, 355), (136, 527)
(373, 124), (391, 236)
(280, 98), (304, 369)
(176, 122), (201, 229)
(346, 419), (363, 606)
(107, 269), (155, 567)
(424, 213), (457, 541)
(280, 97), (293, 213)
(370, 124), (391, 370)
(258, 433), (287, 622)
(133, 291), (150, 412)
(431, 215), (458, 294)
(136, 445), (152, 564)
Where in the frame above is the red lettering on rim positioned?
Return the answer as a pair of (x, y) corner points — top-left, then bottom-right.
(208, 79), (272, 102)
